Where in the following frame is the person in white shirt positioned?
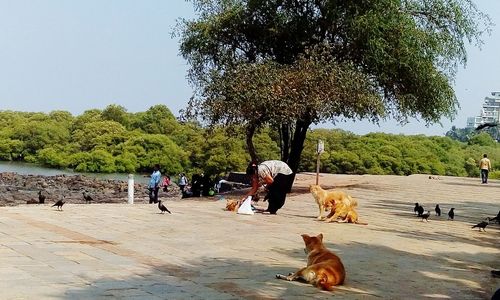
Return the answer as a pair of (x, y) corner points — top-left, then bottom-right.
(244, 160), (294, 214)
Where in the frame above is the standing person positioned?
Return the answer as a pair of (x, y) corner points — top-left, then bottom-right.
(479, 154), (492, 184)
(178, 173), (188, 193)
(244, 160), (294, 215)
(148, 164), (161, 203)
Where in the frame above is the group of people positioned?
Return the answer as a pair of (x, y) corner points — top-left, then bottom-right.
(148, 153), (493, 212)
(147, 160), (295, 214)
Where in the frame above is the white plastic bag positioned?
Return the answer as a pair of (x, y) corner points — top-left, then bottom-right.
(237, 196), (254, 215)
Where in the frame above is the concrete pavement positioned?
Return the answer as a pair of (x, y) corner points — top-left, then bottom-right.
(0, 173), (499, 299)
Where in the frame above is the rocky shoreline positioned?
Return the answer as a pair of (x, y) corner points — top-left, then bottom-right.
(0, 172), (181, 206)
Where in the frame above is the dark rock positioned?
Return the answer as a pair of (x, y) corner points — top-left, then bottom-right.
(0, 172), (179, 206)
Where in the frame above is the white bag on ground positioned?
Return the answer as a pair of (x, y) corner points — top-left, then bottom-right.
(237, 196), (254, 215)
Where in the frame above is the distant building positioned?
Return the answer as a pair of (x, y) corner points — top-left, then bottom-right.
(466, 91), (500, 129)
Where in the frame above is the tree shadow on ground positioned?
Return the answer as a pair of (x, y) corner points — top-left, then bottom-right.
(57, 241), (499, 300)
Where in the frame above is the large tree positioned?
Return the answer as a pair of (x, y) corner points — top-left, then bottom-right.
(178, 0), (490, 172)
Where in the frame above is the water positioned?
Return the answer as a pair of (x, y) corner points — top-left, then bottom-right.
(0, 161), (149, 184)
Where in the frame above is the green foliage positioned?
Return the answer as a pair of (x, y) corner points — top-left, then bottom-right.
(179, 0), (491, 172)
(37, 147), (69, 168)
(468, 132), (496, 146)
(0, 138), (24, 160)
(1, 108), (498, 181)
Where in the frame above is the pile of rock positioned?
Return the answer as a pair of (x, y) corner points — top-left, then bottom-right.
(0, 172), (180, 206)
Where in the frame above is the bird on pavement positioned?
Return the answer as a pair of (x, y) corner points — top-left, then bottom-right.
(82, 191), (93, 204)
(472, 218), (489, 232)
(421, 211), (431, 222)
(447, 208), (455, 220)
(38, 190), (46, 204)
(158, 200), (171, 214)
(52, 198), (65, 211)
(414, 203), (419, 215)
(435, 204), (441, 216)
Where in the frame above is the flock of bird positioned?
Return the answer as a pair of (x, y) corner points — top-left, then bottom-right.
(38, 189), (172, 214)
(414, 202), (500, 232)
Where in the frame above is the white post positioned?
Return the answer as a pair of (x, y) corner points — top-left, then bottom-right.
(128, 174), (134, 204)
(316, 140), (324, 185)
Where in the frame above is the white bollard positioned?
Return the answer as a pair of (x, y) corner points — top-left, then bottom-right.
(128, 174), (134, 204)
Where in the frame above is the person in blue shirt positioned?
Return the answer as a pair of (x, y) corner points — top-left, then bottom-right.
(148, 164), (161, 204)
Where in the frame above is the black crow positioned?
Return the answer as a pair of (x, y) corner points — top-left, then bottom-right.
(417, 205), (424, 217)
(435, 204), (441, 216)
(82, 192), (93, 204)
(421, 211), (431, 222)
(472, 218), (489, 231)
(448, 208), (455, 220)
(158, 200), (171, 214)
(475, 122), (498, 131)
(52, 199), (65, 211)
(414, 203), (419, 215)
(38, 190), (46, 204)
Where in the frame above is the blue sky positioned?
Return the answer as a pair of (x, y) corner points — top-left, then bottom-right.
(0, 0), (498, 136)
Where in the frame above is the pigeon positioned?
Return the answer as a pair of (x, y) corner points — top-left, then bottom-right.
(472, 218), (489, 231)
(489, 210), (500, 224)
(52, 198), (65, 211)
(421, 211), (431, 222)
(417, 205), (424, 217)
(38, 190), (46, 204)
(414, 203), (419, 215)
(447, 208), (455, 220)
(475, 122), (498, 131)
(435, 204), (441, 216)
(82, 191), (93, 204)
(158, 200), (171, 214)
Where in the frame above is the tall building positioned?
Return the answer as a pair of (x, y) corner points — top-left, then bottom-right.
(466, 92), (500, 129)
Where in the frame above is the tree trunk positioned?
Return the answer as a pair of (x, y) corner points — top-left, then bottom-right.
(286, 119), (311, 174)
(246, 124), (258, 162)
(280, 123), (290, 162)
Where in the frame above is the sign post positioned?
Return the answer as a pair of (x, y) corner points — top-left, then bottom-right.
(316, 140), (324, 185)
(128, 174), (134, 204)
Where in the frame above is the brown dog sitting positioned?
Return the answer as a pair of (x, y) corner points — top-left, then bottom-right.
(276, 233), (345, 291)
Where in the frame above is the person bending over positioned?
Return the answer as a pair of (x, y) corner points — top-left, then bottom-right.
(244, 160), (294, 214)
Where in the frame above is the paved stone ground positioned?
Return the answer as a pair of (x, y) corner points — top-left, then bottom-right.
(0, 173), (498, 299)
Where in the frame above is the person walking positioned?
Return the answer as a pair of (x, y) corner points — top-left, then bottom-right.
(148, 164), (161, 203)
(244, 160), (294, 215)
(479, 154), (492, 184)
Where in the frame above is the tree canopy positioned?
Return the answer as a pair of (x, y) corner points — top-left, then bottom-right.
(178, 0), (491, 172)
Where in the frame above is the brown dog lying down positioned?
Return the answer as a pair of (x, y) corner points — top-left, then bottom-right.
(225, 199), (239, 212)
(310, 185), (367, 225)
(276, 233), (345, 291)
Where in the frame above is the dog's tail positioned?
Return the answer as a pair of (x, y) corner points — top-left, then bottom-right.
(347, 195), (358, 207)
(354, 221), (368, 225)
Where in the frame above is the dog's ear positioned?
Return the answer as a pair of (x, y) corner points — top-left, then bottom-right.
(301, 234), (310, 242)
(317, 233), (323, 241)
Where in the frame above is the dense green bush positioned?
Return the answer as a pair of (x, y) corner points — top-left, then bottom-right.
(0, 107), (498, 179)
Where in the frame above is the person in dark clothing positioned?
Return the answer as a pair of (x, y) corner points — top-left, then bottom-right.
(191, 174), (202, 197)
(244, 160), (294, 214)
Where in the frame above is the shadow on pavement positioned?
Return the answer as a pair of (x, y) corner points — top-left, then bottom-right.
(58, 241), (498, 299)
